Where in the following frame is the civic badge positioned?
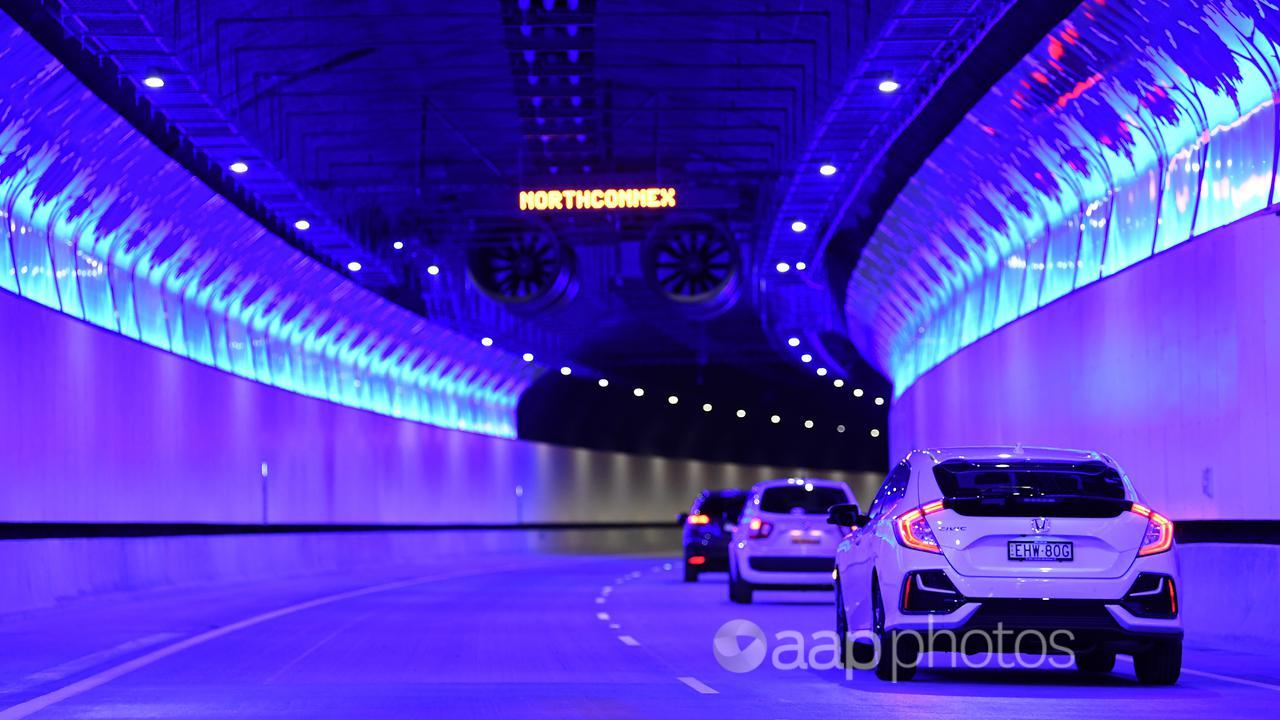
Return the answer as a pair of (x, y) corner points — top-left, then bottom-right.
(1031, 517), (1050, 534)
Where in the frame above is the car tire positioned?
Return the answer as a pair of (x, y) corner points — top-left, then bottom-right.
(871, 578), (917, 681)
(1133, 638), (1181, 685)
(1075, 648), (1116, 674)
(728, 563), (753, 604)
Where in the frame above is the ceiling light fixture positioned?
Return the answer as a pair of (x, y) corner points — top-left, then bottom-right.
(522, 352), (535, 362)
(819, 164), (837, 176)
(795, 261), (807, 271)
(770, 414), (781, 424)
(598, 378), (609, 388)
(853, 388), (864, 397)
(800, 353), (812, 363)
(791, 220), (807, 233)
(560, 366), (572, 376)
(816, 367), (828, 377)
(702, 403), (713, 412)
(393, 241), (404, 250)
(480, 337), (494, 347)
(878, 78), (901, 93)
(142, 74), (165, 88)
(229, 161), (248, 174)
(346, 261), (362, 272)
(667, 395), (679, 405)
(870, 428), (881, 438)
(736, 409), (746, 418)
(833, 379), (844, 388)
(294, 219), (311, 231)
(787, 337), (800, 347)
(804, 420), (814, 429)
(633, 388), (645, 397)
(427, 265), (441, 276)
(776, 262), (791, 273)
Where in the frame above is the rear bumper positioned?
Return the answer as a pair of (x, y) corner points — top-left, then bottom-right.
(684, 544), (730, 570)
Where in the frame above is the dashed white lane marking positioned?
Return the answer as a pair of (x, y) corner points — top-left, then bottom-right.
(1115, 657), (1280, 692)
(596, 612), (610, 621)
(0, 633), (180, 693)
(609, 623), (621, 630)
(618, 635), (640, 647)
(677, 676), (719, 694)
(595, 597), (607, 604)
(0, 566), (530, 720)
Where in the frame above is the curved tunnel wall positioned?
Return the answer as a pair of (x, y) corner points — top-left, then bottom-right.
(2, 289), (878, 525)
(849, 0), (1280, 396)
(0, 15), (530, 439)
(889, 209), (1280, 521)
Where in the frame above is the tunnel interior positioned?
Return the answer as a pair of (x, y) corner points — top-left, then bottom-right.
(1, 0), (1278, 717)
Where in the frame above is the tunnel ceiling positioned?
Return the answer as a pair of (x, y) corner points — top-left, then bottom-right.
(4, 0), (1054, 468)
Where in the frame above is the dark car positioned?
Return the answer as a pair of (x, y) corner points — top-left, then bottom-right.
(678, 489), (748, 581)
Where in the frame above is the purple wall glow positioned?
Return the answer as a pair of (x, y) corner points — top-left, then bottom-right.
(890, 210), (1280, 520)
(2, 290), (878, 524)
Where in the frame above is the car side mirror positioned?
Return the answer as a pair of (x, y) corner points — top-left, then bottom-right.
(676, 512), (688, 526)
(826, 503), (860, 528)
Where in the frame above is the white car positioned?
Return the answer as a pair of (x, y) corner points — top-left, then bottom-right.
(832, 447), (1182, 684)
(727, 477), (854, 604)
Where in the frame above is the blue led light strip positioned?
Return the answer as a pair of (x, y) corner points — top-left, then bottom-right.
(0, 17), (533, 437)
(847, 0), (1280, 397)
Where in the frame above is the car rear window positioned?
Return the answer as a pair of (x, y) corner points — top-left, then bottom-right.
(759, 485), (848, 515)
(698, 494), (746, 520)
(933, 460), (1130, 517)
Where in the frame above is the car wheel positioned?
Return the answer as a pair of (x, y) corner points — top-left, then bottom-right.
(728, 561), (753, 604)
(1075, 648), (1116, 674)
(872, 578), (917, 681)
(1133, 638), (1181, 685)
(683, 562), (698, 583)
(835, 577), (850, 667)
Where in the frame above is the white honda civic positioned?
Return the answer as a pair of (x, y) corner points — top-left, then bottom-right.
(727, 477), (854, 604)
(831, 447), (1182, 684)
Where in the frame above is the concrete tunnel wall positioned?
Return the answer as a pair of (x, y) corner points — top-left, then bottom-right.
(0, 288), (880, 526)
(889, 210), (1280, 521)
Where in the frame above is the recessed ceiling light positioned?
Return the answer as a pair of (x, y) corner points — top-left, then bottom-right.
(853, 388), (864, 397)
(522, 352), (535, 362)
(346, 261), (362, 272)
(795, 261), (807, 271)
(427, 265), (440, 276)
(736, 409), (746, 418)
(633, 387), (645, 397)
(770, 414), (781, 424)
(837, 424), (846, 433)
(481, 336), (494, 347)
(393, 241), (404, 250)
(560, 366), (572, 376)
(804, 420), (814, 429)
(598, 378), (609, 388)
(776, 262), (791, 273)
(294, 219), (311, 231)
(874, 397), (885, 406)
(229, 161), (248, 174)
(142, 75), (165, 89)
(870, 428), (881, 438)
(816, 367), (828, 376)
(879, 78), (901, 93)
(791, 220), (807, 233)
(702, 403), (713, 412)
(800, 353), (812, 363)
(833, 379), (844, 388)
(667, 395), (679, 405)
(787, 337), (800, 347)
(819, 164), (837, 176)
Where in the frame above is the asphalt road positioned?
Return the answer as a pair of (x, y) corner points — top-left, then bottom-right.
(1, 553), (1276, 718)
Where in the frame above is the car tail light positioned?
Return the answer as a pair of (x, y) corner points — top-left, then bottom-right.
(1130, 503), (1174, 556)
(747, 517), (773, 539)
(687, 555), (706, 566)
(687, 513), (711, 525)
(894, 500), (944, 553)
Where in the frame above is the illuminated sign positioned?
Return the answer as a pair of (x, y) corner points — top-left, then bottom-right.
(519, 187), (676, 211)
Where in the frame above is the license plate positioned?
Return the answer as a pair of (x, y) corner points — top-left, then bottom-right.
(1007, 540), (1073, 561)
(791, 537), (820, 545)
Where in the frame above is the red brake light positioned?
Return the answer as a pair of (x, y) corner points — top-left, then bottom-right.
(687, 555), (706, 566)
(748, 517), (773, 539)
(1131, 504), (1174, 556)
(687, 513), (711, 525)
(894, 501), (944, 553)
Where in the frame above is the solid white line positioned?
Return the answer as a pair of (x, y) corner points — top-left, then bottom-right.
(1116, 657), (1280, 692)
(596, 612), (610, 621)
(0, 567), (518, 720)
(677, 676), (718, 694)
(618, 635), (640, 647)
